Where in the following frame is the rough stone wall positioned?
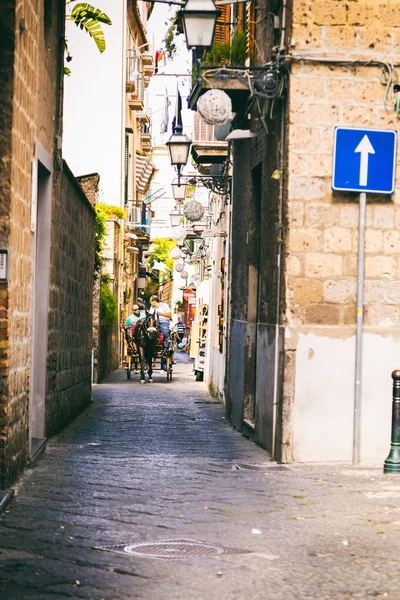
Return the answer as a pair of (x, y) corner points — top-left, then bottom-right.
(77, 174), (100, 208)
(45, 163), (95, 437)
(0, 1), (16, 488)
(287, 1), (400, 329)
(0, 0), (64, 486)
(76, 174), (100, 382)
(282, 0), (400, 461)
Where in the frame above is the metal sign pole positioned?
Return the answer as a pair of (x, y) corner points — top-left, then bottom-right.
(353, 191), (367, 465)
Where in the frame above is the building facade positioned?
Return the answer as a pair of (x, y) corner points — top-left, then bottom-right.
(0, 0), (95, 488)
(188, 0), (400, 463)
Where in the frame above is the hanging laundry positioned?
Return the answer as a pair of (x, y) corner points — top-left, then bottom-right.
(160, 88), (170, 134)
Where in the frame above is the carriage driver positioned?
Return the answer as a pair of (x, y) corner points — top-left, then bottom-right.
(125, 303), (142, 331)
(149, 295), (172, 373)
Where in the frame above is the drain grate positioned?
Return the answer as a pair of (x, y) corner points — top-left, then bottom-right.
(95, 538), (226, 560)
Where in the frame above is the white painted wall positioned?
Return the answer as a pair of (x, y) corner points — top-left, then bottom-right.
(292, 331), (396, 463)
(63, 0), (125, 205)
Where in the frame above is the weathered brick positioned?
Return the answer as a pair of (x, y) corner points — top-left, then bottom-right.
(292, 0), (312, 25)
(383, 231), (400, 254)
(292, 278), (323, 302)
(288, 202), (304, 226)
(364, 280), (387, 303)
(305, 303), (340, 325)
(367, 304), (400, 327)
(289, 153), (307, 175)
(291, 24), (322, 48)
(365, 230), (383, 253)
(347, 2), (379, 26)
(290, 78), (324, 100)
(288, 176), (326, 200)
(324, 227), (352, 253)
(305, 253), (343, 277)
(305, 204), (339, 227)
(325, 26), (358, 49)
(385, 281), (400, 303)
(365, 256), (396, 279)
(286, 255), (303, 276)
(313, 0), (347, 25)
(358, 27), (392, 52)
(326, 79), (354, 101)
(307, 154), (332, 178)
(373, 206), (394, 229)
(341, 105), (378, 127)
(323, 279), (357, 303)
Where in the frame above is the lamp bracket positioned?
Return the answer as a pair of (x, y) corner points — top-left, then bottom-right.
(180, 174), (231, 197)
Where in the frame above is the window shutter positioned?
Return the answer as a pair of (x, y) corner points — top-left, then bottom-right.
(214, 5), (231, 44)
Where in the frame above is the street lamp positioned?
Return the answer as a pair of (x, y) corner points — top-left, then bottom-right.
(180, 0), (219, 53)
(166, 128), (191, 180)
(171, 178), (187, 203)
(166, 87), (192, 183)
(170, 208), (182, 227)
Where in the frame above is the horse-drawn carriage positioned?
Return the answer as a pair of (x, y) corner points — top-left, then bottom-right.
(124, 315), (175, 383)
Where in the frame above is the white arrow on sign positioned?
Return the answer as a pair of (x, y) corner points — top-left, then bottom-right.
(355, 135), (375, 187)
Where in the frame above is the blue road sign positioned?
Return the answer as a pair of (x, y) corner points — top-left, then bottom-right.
(332, 127), (397, 194)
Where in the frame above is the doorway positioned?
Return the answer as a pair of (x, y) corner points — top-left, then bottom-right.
(243, 164), (262, 427)
(29, 157), (52, 458)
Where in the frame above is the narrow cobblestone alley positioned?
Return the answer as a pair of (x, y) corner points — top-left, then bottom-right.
(1, 357), (400, 599)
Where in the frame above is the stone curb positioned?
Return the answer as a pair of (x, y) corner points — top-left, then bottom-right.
(0, 489), (14, 515)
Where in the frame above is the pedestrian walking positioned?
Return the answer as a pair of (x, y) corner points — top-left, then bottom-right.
(175, 316), (186, 349)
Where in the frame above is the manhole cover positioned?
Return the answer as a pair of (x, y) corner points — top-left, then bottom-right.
(95, 539), (225, 560)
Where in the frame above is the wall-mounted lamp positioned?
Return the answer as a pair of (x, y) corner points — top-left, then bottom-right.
(0, 250), (8, 282)
(171, 179), (187, 203)
(170, 208), (182, 228)
(180, 0), (218, 54)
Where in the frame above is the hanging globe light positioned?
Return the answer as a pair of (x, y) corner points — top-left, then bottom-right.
(197, 89), (232, 125)
(180, 270), (189, 280)
(183, 199), (205, 222)
(171, 225), (187, 242)
(170, 247), (183, 260)
(175, 262), (185, 273)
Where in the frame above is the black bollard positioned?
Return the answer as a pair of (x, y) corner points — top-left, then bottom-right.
(384, 370), (400, 474)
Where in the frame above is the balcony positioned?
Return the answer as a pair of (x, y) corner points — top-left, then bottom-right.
(188, 29), (251, 113)
(127, 76), (145, 112)
(126, 201), (150, 242)
(189, 66), (250, 113)
(141, 132), (152, 151)
(141, 51), (154, 79)
(191, 141), (228, 165)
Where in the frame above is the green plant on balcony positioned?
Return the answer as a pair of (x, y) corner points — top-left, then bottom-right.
(203, 32), (247, 67)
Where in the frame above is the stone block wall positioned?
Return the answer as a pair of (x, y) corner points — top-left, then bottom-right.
(287, 1), (400, 330)
(45, 163), (95, 437)
(0, 0), (84, 487)
(0, 1), (16, 487)
(281, 0), (400, 461)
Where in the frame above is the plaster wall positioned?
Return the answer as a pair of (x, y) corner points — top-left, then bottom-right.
(291, 330), (396, 463)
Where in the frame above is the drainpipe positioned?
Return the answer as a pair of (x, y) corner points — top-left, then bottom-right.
(272, 0), (288, 459)
(271, 107), (285, 461)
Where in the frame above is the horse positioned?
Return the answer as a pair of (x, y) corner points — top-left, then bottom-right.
(133, 314), (159, 384)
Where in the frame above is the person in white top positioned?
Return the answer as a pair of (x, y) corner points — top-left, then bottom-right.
(149, 295), (172, 371)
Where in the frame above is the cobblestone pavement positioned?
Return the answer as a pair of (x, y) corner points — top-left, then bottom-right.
(1, 356), (400, 599)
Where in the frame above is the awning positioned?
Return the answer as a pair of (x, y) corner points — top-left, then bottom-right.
(135, 152), (157, 194)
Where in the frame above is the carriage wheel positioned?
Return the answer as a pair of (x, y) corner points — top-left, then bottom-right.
(127, 356), (132, 380)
